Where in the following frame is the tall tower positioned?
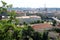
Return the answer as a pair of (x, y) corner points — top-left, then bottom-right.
(44, 4), (47, 13)
(55, 8), (57, 13)
(44, 4), (47, 14)
(54, 8), (58, 17)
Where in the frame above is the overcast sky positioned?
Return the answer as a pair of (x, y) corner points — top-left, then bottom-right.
(0, 0), (60, 8)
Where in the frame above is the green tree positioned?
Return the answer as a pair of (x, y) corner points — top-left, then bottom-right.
(0, 1), (12, 20)
(23, 22), (28, 25)
(21, 26), (34, 40)
(0, 1), (17, 40)
(32, 32), (42, 40)
(0, 1), (50, 40)
(1, 1), (7, 7)
(42, 31), (49, 40)
(52, 20), (57, 26)
(8, 10), (16, 23)
(37, 20), (41, 23)
(6, 4), (12, 8)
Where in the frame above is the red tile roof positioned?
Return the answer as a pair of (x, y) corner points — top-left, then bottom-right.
(32, 23), (52, 30)
(57, 23), (60, 27)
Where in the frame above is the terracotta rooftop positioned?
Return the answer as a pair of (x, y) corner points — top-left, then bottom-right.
(32, 23), (52, 30)
(57, 23), (60, 27)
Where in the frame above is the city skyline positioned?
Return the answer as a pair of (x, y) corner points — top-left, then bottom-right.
(0, 0), (60, 8)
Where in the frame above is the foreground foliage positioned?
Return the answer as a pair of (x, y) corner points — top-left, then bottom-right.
(0, 1), (50, 40)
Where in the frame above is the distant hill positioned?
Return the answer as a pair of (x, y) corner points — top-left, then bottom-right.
(8, 8), (60, 11)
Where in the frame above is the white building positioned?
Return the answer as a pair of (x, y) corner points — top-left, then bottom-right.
(16, 15), (41, 24)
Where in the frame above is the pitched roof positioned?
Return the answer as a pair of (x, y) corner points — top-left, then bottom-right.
(32, 23), (52, 30)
